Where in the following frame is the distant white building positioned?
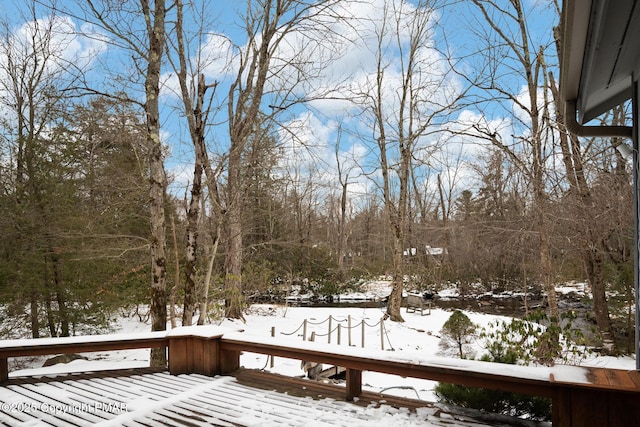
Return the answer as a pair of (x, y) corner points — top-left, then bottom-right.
(403, 246), (447, 261)
(403, 247), (417, 257)
(425, 245), (447, 257)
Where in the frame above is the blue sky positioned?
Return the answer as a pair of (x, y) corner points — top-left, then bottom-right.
(1, 0), (560, 214)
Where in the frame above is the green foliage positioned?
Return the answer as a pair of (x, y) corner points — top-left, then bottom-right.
(606, 260), (636, 353)
(440, 310), (477, 358)
(243, 260), (278, 297)
(435, 309), (594, 422)
(434, 381), (551, 422)
(480, 310), (591, 366)
(0, 97), (153, 338)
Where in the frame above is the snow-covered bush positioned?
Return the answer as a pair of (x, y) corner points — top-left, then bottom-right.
(480, 309), (591, 366)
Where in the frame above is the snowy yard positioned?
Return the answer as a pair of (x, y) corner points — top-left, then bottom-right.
(10, 281), (635, 403)
(1, 281), (637, 426)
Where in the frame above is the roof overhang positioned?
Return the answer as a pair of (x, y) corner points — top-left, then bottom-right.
(560, 0), (639, 128)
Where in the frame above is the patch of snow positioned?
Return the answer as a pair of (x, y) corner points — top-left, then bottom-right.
(555, 281), (587, 296)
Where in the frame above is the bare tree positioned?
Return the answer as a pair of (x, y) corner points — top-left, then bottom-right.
(466, 0), (560, 322)
(142, 0), (169, 367)
(334, 127), (358, 272)
(72, 0), (170, 366)
(166, 0), (221, 326)
(549, 11), (625, 349)
(223, 0), (340, 318)
(351, 0), (464, 321)
(427, 146), (468, 282)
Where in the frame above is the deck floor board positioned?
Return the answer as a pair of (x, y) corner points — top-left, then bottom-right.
(0, 368), (551, 426)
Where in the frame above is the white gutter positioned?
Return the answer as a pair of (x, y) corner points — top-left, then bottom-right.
(563, 99), (633, 138)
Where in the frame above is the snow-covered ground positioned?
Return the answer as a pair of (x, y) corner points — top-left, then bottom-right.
(11, 281), (635, 403)
(2, 281), (636, 426)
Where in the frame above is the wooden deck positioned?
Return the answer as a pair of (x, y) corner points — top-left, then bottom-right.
(0, 368), (549, 426)
(232, 369), (549, 426)
(550, 368), (640, 427)
(0, 326), (638, 426)
(220, 332), (640, 427)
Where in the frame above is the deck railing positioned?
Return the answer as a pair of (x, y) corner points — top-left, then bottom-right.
(0, 326), (638, 426)
(0, 326), (226, 380)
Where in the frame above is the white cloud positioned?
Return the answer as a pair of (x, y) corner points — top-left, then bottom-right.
(0, 15), (108, 132)
(267, 0), (470, 210)
(160, 0), (512, 212)
(275, 110), (374, 208)
(278, 111), (335, 168)
(199, 33), (236, 78)
(6, 15), (107, 74)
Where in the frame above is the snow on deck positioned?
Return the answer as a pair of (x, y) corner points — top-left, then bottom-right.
(0, 368), (547, 427)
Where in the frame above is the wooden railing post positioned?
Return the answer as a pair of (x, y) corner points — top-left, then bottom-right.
(552, 387), (572, 426)
(270, 327), (275, 368)
(0, 358), (7, 383)
(346, 368), (362, 401)
(220, 348), (241, 374)
(167, 326), (239, 376)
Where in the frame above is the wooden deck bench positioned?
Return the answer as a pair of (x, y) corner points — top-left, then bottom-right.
(405, 294), (431, 315)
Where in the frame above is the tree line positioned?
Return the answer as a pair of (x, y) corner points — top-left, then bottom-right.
(0, 0), (634, 366)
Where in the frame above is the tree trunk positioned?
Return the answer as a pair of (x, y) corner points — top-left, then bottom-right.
(197, 228), (220, 325)
(224, 194), (244, 319)
(30, 291), (39, 338)
(182, 161), (202, 326)
(149, 139), (167, 367)
(53, 257), (69, 337)
(145, 0), (168, 368)
(387, 230), (405, 322)
(174, 11), (217, 323)
(223, 98), (246, 318)
(549, 69), (615, 349)
(538, 218), (558, 319)
(338, 180), (348, 271)
(45, 291), (56, 337)
(169, 214), (180, 329)
(437, 173), (450, 284)
(586, 247), (615, 348)
(55, 290), (69, 337)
